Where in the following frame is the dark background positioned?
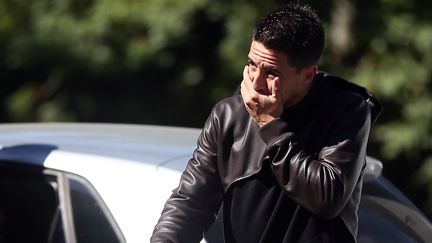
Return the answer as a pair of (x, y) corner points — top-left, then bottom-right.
(1, 0), (432, 218)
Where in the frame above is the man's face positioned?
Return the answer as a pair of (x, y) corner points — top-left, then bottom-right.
(246, 40), (314, 108)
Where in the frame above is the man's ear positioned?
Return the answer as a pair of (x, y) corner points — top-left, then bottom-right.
(303, 65), (317, 84)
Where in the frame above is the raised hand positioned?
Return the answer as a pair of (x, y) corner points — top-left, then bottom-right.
(240, 65), (284, 127)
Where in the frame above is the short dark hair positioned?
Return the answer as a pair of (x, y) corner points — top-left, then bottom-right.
(252, 3), (325, 69)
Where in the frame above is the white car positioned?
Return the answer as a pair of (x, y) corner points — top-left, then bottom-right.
(0, 123), (203, 243)
(0, 123), (431, 243)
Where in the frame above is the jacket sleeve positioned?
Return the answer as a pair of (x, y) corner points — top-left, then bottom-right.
(259, 97), (371, 219)
(151, 107), (223, 243)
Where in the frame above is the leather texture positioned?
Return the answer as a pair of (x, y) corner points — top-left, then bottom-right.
(151, 71), (382, 243)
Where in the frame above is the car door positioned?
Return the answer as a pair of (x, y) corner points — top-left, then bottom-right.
(0, 162), (125, 243)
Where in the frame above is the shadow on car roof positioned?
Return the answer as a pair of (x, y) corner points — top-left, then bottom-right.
(0, 144), (58, 166)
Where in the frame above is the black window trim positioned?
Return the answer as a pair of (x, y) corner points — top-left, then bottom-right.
(44, 169), (78, 243)
(0, 161), (126, 243)
(61, 171), (126, 243)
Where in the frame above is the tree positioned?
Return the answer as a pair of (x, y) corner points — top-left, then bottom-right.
(347, 0), (432, 216)
(1, 0), (431, 218)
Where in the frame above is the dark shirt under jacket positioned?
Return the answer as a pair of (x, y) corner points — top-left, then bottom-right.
(151, 71), (382, 243)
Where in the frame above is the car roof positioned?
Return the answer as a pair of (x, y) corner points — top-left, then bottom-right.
(0, 122), (201, 169)
(0, 122), (202, 243)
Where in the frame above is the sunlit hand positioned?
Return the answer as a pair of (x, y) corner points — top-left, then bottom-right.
(240, 66), (284, 127)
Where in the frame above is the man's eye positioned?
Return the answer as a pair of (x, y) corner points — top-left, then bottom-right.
(248, 64), (257, 72)
(267, 71), (277, 78)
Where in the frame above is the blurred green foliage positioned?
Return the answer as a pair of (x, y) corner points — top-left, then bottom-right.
(1, 0), (432, 218)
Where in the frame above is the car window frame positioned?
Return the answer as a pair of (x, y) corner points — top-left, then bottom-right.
(0, 161), (125, 243)
(43, 169), (77, 243)
(44, 168), (126, 243)
(63, 171), (126, 243)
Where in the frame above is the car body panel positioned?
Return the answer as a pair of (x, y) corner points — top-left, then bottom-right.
(0, 123), (200, 243)
(1, 123), (431, 243)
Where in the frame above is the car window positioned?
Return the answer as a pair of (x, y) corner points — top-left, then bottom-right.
(0, 165), (66, 243)
(68, 175), (124, 243)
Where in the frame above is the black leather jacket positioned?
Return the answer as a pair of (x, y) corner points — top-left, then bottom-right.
(151, 72), (382, 243)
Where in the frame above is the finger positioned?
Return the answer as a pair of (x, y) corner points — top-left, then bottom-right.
(242, 81), (258, 107)
(242, 73), (263, 105)
(240, 81), (251, 103)
(240, 78), (251, 96)
(243, 66), (252, 90)
(241, 81), (255, 108)
(271, 77), (280, 98)
(243, 65), (249, 81)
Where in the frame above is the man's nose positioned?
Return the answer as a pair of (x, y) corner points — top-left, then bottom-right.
(251, 69), (266, 92)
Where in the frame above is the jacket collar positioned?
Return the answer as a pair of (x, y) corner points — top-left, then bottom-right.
(282, 71), (382, 124)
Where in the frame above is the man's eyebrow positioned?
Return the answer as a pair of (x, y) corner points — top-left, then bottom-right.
(247, 57), (256, 65)
(247, 56), (282, 75)
(262, 64), (281, 75)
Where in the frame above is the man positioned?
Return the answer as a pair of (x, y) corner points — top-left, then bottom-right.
(151, 2), (381, 243)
